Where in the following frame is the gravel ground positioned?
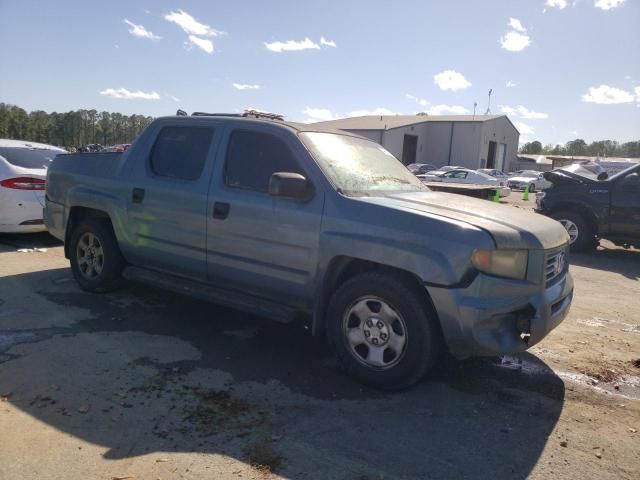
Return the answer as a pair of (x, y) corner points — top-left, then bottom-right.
(0, 197), (638, 480)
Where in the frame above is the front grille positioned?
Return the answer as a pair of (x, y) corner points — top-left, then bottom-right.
(545, 247), (568, 285)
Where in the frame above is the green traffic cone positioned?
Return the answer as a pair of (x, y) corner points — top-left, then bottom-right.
(522, 185), (529, 201)
(493, 188), (500, 203)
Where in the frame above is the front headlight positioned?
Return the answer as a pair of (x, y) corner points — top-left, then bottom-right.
(471, 249), (528, 280)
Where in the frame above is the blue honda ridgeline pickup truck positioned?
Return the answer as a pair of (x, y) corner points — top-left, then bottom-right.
(44, 113), (573, 390)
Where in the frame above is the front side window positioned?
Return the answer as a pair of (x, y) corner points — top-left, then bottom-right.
(150, 126), (215, 180)
(225, 130), (303, 192)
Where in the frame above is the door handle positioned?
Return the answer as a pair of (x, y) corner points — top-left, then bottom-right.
(213, 201), (230, 219)
(132, 187), (145, 204)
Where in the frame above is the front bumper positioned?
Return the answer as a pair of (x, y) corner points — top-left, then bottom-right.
(427, 270), (574, 358)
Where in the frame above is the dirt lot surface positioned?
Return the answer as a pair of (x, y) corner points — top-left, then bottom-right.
(1, 196), (638, 480)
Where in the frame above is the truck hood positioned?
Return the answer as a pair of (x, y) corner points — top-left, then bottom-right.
(543, 169), (597, 185)
(359, 191), (569, 250)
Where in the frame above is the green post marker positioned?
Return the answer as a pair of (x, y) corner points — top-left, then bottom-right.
(493, 189), (500, 202)
(522, 185), (529, 201)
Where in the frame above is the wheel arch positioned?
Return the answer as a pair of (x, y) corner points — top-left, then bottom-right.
(64, 207), (114, 258)
(548, 202), (598, 231)
(312, 256), (439, 336)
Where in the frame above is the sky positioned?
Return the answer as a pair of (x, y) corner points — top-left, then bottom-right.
(1, 0), (639, 145)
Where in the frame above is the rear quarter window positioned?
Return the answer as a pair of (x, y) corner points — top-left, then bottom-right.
(0, 147), (61, 169)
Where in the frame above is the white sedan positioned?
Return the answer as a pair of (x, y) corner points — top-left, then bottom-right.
(507, 170), (548, 192)
(0, 139), (66, 233)
(419, 168), (511, 197)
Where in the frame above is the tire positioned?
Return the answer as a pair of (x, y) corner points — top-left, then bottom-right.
(529, 183), (536, 193)
(551, 210), (596, 253)
(326, 271), (441, 390)
(69, 218), (125, 292)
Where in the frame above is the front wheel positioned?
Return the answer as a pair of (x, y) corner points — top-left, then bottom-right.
(327, 272), (441, 390)
(69, 218), (125, 292)
(528, 183), (536, 193)
(551, 210), (596, 253)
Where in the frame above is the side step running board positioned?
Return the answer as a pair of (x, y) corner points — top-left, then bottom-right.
(123, 266), (299, 324)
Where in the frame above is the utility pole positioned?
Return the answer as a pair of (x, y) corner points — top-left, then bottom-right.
(473, 102), (477, 120)
(484, 89), (493, 115)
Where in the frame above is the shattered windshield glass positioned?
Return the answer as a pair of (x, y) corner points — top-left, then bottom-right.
(300, 132), (427, 196)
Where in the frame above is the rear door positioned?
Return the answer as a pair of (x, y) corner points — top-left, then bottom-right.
(609, 167), (640, 237)
(125, 122), (220, 280)
(206, 126), (323, 307)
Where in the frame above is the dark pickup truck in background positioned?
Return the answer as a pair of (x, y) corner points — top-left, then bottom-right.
(536, 164), (640, 252)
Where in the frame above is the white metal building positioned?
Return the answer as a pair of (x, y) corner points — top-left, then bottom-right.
(313, 115), (520, 172)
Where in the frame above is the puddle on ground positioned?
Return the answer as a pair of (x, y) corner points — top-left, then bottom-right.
(0, 329), (62, 359)
(497, 354), (640, 400)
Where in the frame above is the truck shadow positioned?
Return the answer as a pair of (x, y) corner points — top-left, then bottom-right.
(0, 267), (565, 479)
(570, 245), (639, 280)
(0, 232), (63, 250)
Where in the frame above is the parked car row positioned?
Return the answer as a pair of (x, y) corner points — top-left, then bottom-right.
(409, 165), (512, 197)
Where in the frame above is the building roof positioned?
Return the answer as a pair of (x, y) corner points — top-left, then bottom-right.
(312, 114), (505, 131)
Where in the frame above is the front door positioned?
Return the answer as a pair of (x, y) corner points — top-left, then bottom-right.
(610, 167), (640, 238)
(206, 127), (323, 307)
(126, 123), (218, 280)
(401, 134), (418, 165)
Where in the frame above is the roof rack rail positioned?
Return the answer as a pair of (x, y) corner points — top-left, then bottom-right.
(192, 112), (243, 117)
(175, 109), (285, 121)
(242, 109), (284, 121)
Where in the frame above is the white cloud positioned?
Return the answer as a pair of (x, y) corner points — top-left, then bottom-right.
(264, 37), (320, 52)
(164, 9), (220, 37)
(349, 108), (398, 117)
(508, 18), (527, 32)
(426, 105), (469, 115)
(581, 84), (635, 104)
(320, 36), (337, 48)
(594, 0), (625, 10)
(169, 95), (180, 102)
(99, 88), (160, 100)
(303, 107), (338, 122)
(635, 86), (640, 100)
(232, 83), (261, 90)
(499, 105), (549, 119)
(545, 0), (568, 9)
(186, 35), (214, 54)
(123, 19), (161, 40)
(506, 81), (517, 88)
(433, 70), (472, 91)
(514, 121), (535, 135)
(500, 31), (531, 52)
(405, 93), (430, 107)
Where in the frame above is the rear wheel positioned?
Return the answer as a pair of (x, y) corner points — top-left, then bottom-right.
(551, 210), (596, 253)
(69, 218), (125, 292)
(327, 272), (441, 390)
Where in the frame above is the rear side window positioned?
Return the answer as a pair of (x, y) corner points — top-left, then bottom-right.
(0, 147), (61, 169)
(150, 126), (215, 180)
(225, 130), (303, 192)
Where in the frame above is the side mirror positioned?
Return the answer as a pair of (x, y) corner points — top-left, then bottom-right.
(268, 172), (313, 200)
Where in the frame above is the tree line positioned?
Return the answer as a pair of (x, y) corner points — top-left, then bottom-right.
(0, 103), (154, 148)
(520, 138), (640, 158)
